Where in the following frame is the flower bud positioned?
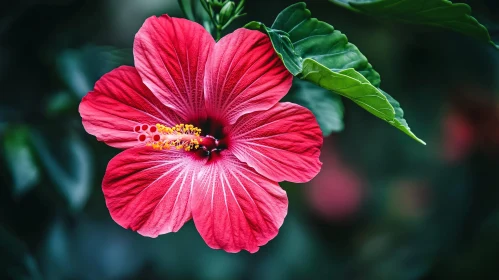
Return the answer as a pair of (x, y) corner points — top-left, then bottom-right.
(219, 1), (235, 25)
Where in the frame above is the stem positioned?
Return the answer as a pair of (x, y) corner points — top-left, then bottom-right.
(198, 0), (246, 41)
(199, 1), (214, 24)
(216, 25), (222, 41)
(221, 13), (246, 30)
(200, 0), (219, 39)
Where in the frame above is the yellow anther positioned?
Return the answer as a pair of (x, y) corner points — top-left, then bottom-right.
(145, 123), (203, 151)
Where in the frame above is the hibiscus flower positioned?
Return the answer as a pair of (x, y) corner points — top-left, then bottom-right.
(79, 15), (323, 253)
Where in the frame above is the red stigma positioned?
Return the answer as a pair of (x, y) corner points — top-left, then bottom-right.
(134, 125), (141, 132)
(142, 124), (149, 131)
(153, 134), (160, 142)
(149, 126), (157, 133)
(138, 134), (146, 142)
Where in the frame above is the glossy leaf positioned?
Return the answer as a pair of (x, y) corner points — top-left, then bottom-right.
(330, 0), (498, 49)
(300, 62), (394, 127)
(246, 2), (380, 86)
(245, 2), (425, 144)
(2, 126), (40, 197)
(337, 68), (425, 144)
(287, 80), (344, 136)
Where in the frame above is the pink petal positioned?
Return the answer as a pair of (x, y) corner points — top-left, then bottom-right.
(134, 15), (215, 121)
(191, 151), (288, 253)
(102, 147), (205, 237)
(204, 28), (292, 124)
(79, 66), (182, 149)
(228, 102), (323, 183)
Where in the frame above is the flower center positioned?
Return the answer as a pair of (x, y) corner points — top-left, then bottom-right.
(133, 123), (223, 153)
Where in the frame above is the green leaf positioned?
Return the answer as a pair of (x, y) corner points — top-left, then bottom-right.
(246, 2), (380, 86)
(301, 62), (394, 123)
(0, 226), (43, 280)
(57, 45), (133, 98)
(245, 2), (425, 144)
(329, 0), (499, 49)
(40, 218), (72, 279)
(45, 91), (75, 117)
(287, 80), (344, 136)
(178, 0), (196, 21)
(31, 129), (93, 211)
(380, 88), (425, 145)
(2, 126), (40, 198)
(332, 67), (424, 144)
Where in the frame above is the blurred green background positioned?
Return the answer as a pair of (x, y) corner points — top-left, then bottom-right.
(1, 0), (499, 279)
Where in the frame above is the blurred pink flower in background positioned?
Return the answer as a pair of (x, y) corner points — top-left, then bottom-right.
(442, 109), (475, 163)
(306, 139), (364, 221)
(441, 88), (499, 163)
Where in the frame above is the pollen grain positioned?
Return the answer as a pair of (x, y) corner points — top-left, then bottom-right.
(133, 123), (203, 151)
